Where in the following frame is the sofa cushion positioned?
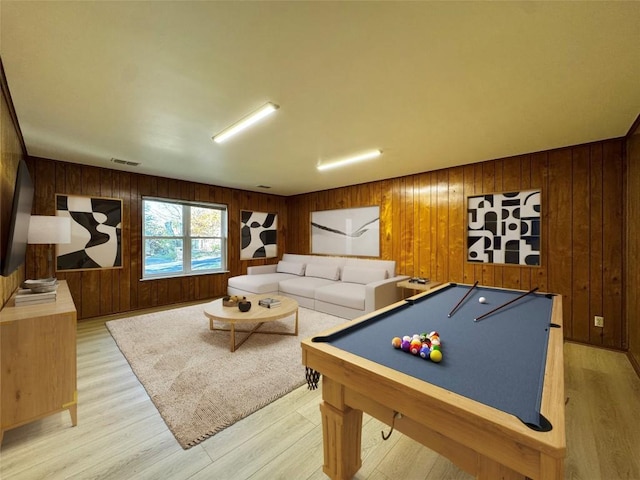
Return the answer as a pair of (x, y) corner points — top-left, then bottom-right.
(276, 260), (306, 276)
(279, 277), (337, 298)
(305, 263), (341, 281)
(341, 266), (387, 285)
(345, 258), (396, 278)
(315, 283), (366, 310)
(228, 273), (295, 294)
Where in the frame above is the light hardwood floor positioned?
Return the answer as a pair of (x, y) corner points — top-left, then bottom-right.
(1, 314), (639, 480)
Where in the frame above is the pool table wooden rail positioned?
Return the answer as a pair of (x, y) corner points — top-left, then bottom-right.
(301, 292), (565, 480)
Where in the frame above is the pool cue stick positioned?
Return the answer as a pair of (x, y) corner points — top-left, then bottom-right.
(448, 281), (479, 317)
(474, 287), (539, 322)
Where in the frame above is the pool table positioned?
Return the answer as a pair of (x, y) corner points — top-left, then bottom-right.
(301, 283), (565, 480)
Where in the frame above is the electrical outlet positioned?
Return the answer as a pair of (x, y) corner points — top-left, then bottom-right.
(594, 315), (604, 328)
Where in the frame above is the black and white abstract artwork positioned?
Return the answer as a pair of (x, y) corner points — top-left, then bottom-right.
(56, 194), (122, 271)
(467, 189), (541, 266)
(311, 206), (380, 257)
(240, 210), (277, 260)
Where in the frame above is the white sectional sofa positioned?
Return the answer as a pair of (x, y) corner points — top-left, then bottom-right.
(227, 253), (409, 319)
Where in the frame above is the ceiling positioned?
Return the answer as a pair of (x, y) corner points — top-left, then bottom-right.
(2, 2), (639, 197)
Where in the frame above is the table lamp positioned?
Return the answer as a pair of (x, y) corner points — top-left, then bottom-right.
(27, 215), (71, 280)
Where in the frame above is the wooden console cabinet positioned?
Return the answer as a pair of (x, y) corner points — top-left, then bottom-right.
(0, 280), (77, 444)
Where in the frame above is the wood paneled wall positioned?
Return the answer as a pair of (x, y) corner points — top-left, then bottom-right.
(626, 117), (640, 373)
(24, 157), (288, 320)
(288, 139), (626, 349)
(0, 61), (27, 306)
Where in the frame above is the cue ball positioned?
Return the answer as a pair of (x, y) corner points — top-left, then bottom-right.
(479, 296), (487, 304)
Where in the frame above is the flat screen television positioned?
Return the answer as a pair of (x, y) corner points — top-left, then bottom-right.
(1, 159), (34, 277)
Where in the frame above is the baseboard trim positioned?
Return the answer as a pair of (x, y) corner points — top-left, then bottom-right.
(628, 351), (640, 380)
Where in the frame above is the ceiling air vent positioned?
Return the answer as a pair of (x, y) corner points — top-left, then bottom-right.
(111, 158), (141, 167)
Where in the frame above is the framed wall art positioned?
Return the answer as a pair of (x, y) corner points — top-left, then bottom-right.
(56, 194), (123, 271)
(311, 206), (380, 257)
(467, 189), (541, 266)
(240, 210), (277, 259)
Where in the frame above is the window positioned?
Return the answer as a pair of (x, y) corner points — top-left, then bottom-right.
(142, 197), (227, 278)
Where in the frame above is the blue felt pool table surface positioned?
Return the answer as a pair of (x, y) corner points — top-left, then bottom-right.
(312, 283), (557, 430)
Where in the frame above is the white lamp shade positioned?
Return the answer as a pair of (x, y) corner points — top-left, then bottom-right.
(27, 216), (71, 244)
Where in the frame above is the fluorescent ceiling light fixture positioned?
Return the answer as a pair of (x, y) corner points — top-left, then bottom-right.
(212, 102), (279, 143)
(317, 149), (382, 171)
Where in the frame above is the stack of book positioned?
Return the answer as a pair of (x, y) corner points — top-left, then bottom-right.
(15, 278), (59, 306)
(15, 289), (57, 306)
(259, 297), (281, 309)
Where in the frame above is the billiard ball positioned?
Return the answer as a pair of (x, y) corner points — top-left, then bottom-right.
(479, 296), (487, 304)
(430, 350), (443, 363)
(392, 337), (402, 348)
(401, 340), (411, 351)
(419, 345), (431, 359)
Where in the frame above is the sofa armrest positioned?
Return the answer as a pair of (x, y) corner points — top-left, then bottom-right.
(247, 264), (277, 275)
(364, 275), (410, 312)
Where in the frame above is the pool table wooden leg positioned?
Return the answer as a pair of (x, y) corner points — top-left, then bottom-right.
(477, 456), (525, 480)
(320, 377), (363, 480)
(539, 453), (564, 480)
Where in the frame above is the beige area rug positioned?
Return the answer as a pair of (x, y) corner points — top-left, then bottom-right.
(106, 303), (345, 449)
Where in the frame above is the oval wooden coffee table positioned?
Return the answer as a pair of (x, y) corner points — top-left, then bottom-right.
(203, 295), (299, 352)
